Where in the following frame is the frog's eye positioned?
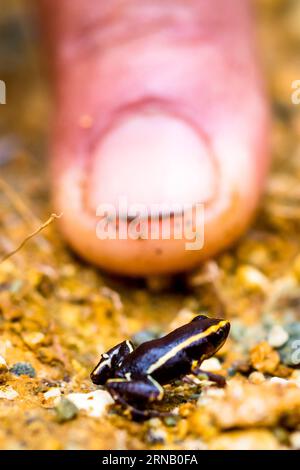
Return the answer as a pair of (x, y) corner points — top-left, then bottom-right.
(191, 314), (208, 322)
(90, 340), (134, 385)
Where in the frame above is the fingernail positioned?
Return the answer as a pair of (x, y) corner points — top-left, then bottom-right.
(87, 111), (218, 213)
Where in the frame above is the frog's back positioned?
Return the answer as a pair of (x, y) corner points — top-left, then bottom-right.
(118, 319), (211, 377)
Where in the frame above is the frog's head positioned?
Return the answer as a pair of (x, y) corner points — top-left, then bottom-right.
(91, 340), (133, 385)
(191, 314), (230, 357)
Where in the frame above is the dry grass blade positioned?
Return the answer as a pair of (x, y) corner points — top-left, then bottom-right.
(0, 213), (63, 264)
(0, 177), (41, 227)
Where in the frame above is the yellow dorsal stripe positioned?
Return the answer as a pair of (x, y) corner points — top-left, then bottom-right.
(146, 320), (228, 375)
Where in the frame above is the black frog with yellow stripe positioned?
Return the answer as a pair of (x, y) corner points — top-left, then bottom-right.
(91, 315), (230, 419)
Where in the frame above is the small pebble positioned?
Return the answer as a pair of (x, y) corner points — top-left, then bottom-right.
(201, 357), (221, 372)
(10, 362), (36, 378)
(44, 388), (61, 401)
(205, 388), (226, 399)
(267, 325), (289, 348)
(197, 387), (225, 406)
(250, 342), (280, 374)
(146, 428), (167, 445)
(290, 431), (300, 450)
(164, 415), (179, 427)
(273, 427), (289, 445)
(22, 332), (45, 349)
(230, 321), (246, 342)
(55, 397), (78, 423)
(100, 286), (123, 311)
(0, 385), (18, 400)
(0, 355), (8, 372)
(237, 265), (270, 292)
(290, 370), (300, 387)
(66, 390), (114, 418)
(249, 371), (265, 385)
(278, 322), (300, 366)
(0, 340), (12, 357)
(270, 377), (288, 385)
(148, 417), (161, 428)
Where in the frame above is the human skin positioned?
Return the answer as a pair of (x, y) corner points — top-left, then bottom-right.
(39, 0), (270, 276)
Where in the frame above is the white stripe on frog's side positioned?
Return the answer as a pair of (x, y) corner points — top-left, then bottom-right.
(146, 321), (228, 375)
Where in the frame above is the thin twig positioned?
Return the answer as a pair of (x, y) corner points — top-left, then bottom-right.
(0, 177), (41, 227)
(0, 213), (63, 264)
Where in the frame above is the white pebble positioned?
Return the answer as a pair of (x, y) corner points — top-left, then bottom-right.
(23, 332), (45, 347)
(147, 428), (167, 444)
(237, 265), (270, 291)
(0, 340), (12, 356)
(267, 325), (289, 348)
(197, 387), (225, 406)
(44, 388), (61, 400)
(270, 377), (288, 385)
(205, 388), (225, 398)
(0, 355), (7, 371)
(0, 386), (18, 400)
(290, 370), (300, 387)
(66, 390), (114, 418)
(201, 357), (221, 371)
(290, 432), (300, 449)
(249, 371), (265, 384)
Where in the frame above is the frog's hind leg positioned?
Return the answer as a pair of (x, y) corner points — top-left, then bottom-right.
(106, 376), (164, 405)
(106, 376), (168, 421)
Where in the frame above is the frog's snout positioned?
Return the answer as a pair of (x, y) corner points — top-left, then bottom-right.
(216, 319), (231, 345)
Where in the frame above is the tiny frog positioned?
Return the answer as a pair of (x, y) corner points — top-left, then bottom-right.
(91, 314), (230, 419)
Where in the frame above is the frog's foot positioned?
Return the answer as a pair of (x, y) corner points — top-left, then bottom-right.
(192, 368), (226, 388)
(182, 375), (200, 386)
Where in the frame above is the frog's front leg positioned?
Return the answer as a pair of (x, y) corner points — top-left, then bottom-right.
(191, 365), (226, 388)
(91, 340), (134, 385)
(106, 376), (165, 420)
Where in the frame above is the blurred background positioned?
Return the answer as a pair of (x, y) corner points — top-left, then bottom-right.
(1, 0), (300, 232)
